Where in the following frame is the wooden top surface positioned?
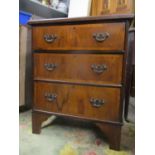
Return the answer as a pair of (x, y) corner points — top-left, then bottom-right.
(28, 14), (134, 25)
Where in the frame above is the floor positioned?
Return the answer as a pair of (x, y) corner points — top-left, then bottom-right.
(19, 98), (135, 155)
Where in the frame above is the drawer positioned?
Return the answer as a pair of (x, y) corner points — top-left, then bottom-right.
(34, 53), (123, 85)
(34, 82), (121, 121)
(32, 25), (69, 51)
(32, 23), (125, 51)
(72, 23), (125, 50)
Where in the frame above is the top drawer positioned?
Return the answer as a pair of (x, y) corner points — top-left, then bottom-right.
(32, 23), (125, 51)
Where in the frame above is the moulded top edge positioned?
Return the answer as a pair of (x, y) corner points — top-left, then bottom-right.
(28, 14), (134, 25)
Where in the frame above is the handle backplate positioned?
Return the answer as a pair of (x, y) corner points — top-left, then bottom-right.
(44, 93), (57, 102)
(44, 63), (57, 71)
(91, 64), (107, 74)
(90, 98), (105, 108)
(93, 32), (109, 42)
(44, 34), (57, 43)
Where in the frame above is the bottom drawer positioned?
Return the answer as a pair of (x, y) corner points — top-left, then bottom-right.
(34, 82), (121, 122)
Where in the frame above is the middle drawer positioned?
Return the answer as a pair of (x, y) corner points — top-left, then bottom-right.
(34, 53), (123, 85)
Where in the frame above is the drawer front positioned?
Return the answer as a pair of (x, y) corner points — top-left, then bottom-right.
(34, 53), (123, 85)
(72, 23), (125, 50)
(34, 82), (121, 121)
(32, 25), (70, 50)
(32, 23), (125, 51)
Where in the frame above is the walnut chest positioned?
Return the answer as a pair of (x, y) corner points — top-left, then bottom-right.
(29, 15), (134, 151)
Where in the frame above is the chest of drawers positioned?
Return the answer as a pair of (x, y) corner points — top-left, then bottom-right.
(29, 15), (134, 151)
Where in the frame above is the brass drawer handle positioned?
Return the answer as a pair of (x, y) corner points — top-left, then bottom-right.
(44, 93), (57, 102)
(90, 98), (105, 108)
(44, 63), (57, 71)
(91, 64), (107, 74)
(93, 32), (109, 42)
(44, 34), (57, 43)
